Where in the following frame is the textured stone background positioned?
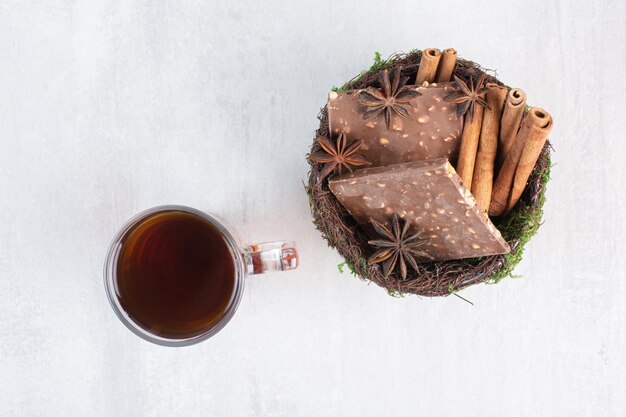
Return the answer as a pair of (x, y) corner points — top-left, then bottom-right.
(0, 1), (624, 416)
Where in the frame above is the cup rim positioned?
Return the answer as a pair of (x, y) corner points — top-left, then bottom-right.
(103, 205), (245, 347)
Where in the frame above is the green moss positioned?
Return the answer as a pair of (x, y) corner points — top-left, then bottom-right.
(332, 51), (395, 92)
(386, 288), (406, 298)
(337, 261), (357, 276)
(369, 51), (389, 72)
(488, 154), (552, 283)
(359, 258), (368, 271)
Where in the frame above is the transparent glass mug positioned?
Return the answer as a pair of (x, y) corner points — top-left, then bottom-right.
(104, 205), (298, 346)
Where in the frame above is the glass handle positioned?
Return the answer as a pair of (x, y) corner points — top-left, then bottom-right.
(242, 241), (298, 275)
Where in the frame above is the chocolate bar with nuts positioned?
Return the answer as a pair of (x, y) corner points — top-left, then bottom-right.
(327, 83), (462, 167)
(328, 159), (510, 261)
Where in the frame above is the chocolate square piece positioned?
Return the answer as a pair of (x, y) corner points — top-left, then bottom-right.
(328, 83), (462, 167)
(328, 159), (510, 261)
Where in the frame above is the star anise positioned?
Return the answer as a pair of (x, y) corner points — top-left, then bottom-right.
(356, 67), (422, 129)
(307, 132), (368, 182)
(367, 214), (433, 280)
(444, 73), (490, 121)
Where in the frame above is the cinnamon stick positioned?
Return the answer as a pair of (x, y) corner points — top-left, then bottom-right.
(435, 48), (457, 82)
(505, 108), (553, 213)
(471, 84), (507, 213)
(489, 112), (531, 216)
(415, 48), (441, 85)
(455, 96), (485, 187)
(497, 88), (527, 169)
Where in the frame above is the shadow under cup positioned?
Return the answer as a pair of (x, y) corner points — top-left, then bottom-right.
(104, 206), (245, 346)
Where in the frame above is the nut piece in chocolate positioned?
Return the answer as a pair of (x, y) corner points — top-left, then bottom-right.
(328, 159), (511, 262)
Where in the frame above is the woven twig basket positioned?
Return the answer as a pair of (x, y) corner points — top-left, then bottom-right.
(306, 50), (552, 297)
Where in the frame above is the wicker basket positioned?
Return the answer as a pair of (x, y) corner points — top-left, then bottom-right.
(306, 50), (552, 297)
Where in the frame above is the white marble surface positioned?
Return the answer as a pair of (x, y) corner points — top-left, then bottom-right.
(1, 1), (624, 416)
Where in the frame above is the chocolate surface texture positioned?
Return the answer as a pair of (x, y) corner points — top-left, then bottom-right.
(328, 83), (463, 167)
(328, 159), (511, 261)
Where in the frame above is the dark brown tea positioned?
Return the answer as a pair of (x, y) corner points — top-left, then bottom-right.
(114, 210), (236, 340)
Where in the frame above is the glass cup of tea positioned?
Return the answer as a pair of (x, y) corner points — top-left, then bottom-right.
(104, 205), (298, 346)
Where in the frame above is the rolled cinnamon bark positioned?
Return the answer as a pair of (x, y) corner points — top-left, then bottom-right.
(435, 48), (457, 82)
(489, 112), (531, 216)
(497, 88), (527, 169)
(415, 48), (441, 85)
(455, 97), (485, 187)
(505, 108), (553, 213)
(471, 84), (507, 213)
